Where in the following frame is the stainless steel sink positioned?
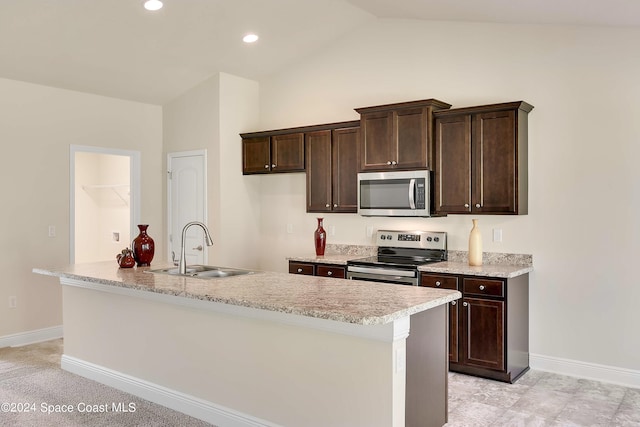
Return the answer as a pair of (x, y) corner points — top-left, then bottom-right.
(147, 265), (254, 279)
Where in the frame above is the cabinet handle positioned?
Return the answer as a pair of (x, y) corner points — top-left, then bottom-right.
(327, 271), (333, 276)
(272, 164), (276, 168)
(325, 203), (330, 208)
(297, 268), (303, 273)
(475, 203), (481, 208)
(463, 301), (468, 307)
(464, 203), (470, 208)
(479, 285), (485, 291)
(435, 281), (441, 287)
(264, 164), (269, 169)
(333, 204), (338, 208)
(391, 161), (397, 165)
(451, 301), (457, 306)
(387, 161), (392, 165)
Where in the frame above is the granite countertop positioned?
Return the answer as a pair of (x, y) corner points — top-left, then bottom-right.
(33, 262), (460, 326)
(289, 251), (532, 278)
(418, 262), (533, 279)
(287, 253), (359, 265)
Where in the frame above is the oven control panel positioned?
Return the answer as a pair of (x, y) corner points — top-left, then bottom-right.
(376, 230), (447, 250)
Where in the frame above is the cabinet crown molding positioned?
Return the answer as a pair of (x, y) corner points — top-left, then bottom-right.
(434, 101), (534, 117)
(355, 98), (452, 114)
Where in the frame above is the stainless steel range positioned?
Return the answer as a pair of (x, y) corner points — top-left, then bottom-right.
(347, 230), (447, 286)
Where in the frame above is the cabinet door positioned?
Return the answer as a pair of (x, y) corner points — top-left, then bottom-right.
(360, 111), (394, 171)
(472, 110), (517, 213)
(306, 130), (332, 212)
(242, 137), (271, 174)
(272, 133), (305, 172)
(462, 297), (505, 371)
(396, 107), (428, 169)
(332, 127), (359, 213)
(434, 114), (472, 214)
(420, 273), (460, 363)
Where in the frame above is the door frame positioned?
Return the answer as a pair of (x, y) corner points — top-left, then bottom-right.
(69, 145), (141, 264)
(167, 149), (208, 262)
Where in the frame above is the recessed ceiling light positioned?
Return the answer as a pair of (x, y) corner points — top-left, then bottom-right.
(144, 0), (163, 11)
(243, 34), (259, 44)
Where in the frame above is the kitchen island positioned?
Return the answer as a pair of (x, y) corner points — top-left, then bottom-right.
(34, 262), (460, 427)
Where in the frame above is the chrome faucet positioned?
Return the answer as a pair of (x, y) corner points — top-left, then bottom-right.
(178, 221), (214, 274)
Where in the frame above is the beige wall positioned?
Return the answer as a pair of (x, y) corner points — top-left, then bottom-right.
(251, 20), (640, 372)
(163, 73), (261, 270)
(0, 77), (162, 338)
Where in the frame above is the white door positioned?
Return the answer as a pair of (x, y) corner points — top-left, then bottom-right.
(167, 150), (207, 265)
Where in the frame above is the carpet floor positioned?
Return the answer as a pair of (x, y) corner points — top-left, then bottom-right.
(0, 339), (212, 426)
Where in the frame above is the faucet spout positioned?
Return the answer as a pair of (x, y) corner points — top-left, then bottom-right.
(178, 221), (214, 274)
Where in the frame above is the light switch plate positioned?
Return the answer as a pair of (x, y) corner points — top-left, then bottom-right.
(493, 228), (503, 242)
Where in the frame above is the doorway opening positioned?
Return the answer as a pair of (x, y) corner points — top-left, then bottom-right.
(70, 145), (141, 264)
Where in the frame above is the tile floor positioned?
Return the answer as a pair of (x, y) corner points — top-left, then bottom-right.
(447, 370), (640, 426)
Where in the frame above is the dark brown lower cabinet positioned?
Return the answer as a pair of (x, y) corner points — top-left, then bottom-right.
(420, 272), (529, 383)
(288, 261), (346, 279)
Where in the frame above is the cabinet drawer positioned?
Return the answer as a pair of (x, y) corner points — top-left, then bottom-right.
(463, 278), (504, 297)
(316, 265), (346, 279)
(420, 274), (459, 290)
(289, 262), (315, 276)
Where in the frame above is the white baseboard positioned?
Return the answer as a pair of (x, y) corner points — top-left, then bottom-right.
(0, 325), (63, 348)
(61, 355), (280, 427)
(530, 353), (640, 389)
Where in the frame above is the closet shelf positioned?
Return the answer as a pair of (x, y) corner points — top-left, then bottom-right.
(82, 184), (130, 206)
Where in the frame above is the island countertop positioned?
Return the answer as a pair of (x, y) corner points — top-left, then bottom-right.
(34, 261), (460, 326)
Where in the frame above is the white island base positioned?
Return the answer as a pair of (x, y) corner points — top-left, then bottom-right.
(48, 271), (453, 427)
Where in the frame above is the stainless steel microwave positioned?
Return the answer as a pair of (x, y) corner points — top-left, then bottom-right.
(357, 170), (431, 217)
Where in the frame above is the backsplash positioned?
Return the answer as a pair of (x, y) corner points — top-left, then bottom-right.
(326, 243), (377, 257)
(328, 243), (532, 266)
(446, 251), (532, 266)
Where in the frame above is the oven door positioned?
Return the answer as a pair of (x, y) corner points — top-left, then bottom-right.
(346, 265), (418, 286)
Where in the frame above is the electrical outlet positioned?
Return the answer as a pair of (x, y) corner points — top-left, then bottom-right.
(112, 231), (120, 242)
(286, 224), (294, 234)
(366, 226), (374, 237)
(493, 228), (503, 242)
(329, 225), (336, 236)
(9, 296), (17, 309)
(48, 225), (56, 238)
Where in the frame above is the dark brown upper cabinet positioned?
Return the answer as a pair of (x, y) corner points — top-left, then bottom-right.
(242, 133), (305, 174)
(355, 99), (451, 171)
(306, 125), (359, 213)
(434, 101), (533, 215)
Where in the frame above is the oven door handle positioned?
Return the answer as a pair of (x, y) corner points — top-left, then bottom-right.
(347, 271), (418, 286)
(408, 178), (416, 209)
(347, 265), (416, 277)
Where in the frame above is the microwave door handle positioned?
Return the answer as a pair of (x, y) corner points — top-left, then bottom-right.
(408, 178), (416, 209)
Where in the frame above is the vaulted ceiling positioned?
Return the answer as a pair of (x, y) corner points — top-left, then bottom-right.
(1, 0), (638, 104)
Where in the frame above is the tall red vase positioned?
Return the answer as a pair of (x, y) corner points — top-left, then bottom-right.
(314, 218), (326, 256)
(132, 224), (155, 267)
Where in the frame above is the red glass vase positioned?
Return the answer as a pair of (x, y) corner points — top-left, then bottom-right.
(132, 224), (155, 267)
(314, 218), (326, 256)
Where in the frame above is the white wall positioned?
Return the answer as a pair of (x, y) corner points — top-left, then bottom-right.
(163, 73), (261, 270)
(252, 20), (640, 374)
(0, 77), (162, 339)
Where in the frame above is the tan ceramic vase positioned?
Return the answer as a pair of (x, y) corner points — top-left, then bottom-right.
(468, 219), (482, 266)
